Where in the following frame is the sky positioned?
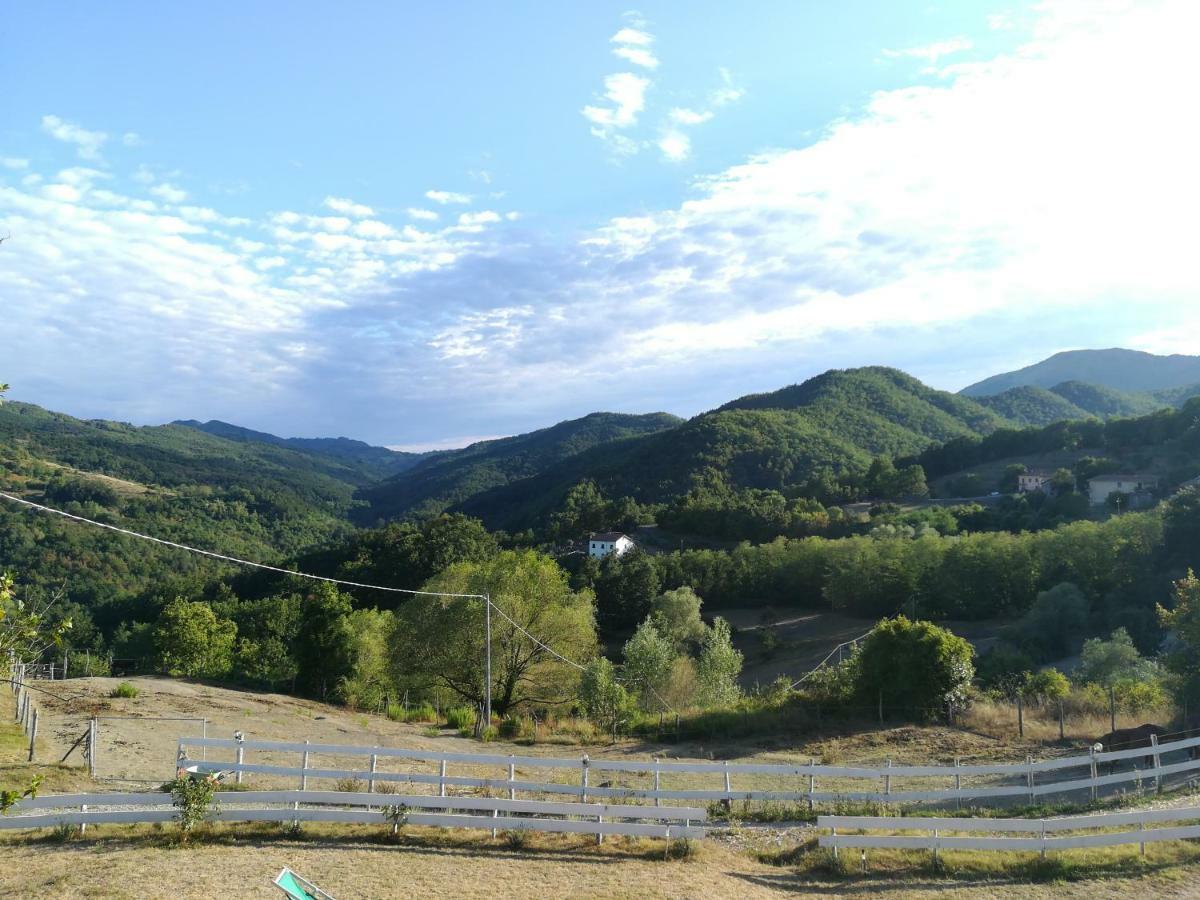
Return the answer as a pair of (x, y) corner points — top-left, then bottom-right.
(2, 1), (1198, 451)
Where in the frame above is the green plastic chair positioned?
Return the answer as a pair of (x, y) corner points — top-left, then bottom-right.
(273, 867), (334, 899)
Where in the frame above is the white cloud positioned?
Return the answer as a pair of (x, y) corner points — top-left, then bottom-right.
(582, 72), (650, 139)
(425, 189), (472, 205)
(657, 131), (691, 162)
(611, 27), (653, 46)
(122, 132), (143, 148)
(882, 36), (974, 63)
(41, 115), (108, 160)
(324, 196), (374, 217)
(1, 158), (29, 170)
(668, 108), (713, 126)
(149, 182), (188, 203)
(407, 207), (439, 221)
(613, 46), (658, 69)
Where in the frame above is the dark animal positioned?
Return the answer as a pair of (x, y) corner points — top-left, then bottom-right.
(1097, 723), (1171, 772)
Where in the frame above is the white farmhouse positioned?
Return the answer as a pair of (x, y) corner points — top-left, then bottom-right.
(1087, 473), (1158, 506)
(588, 532), (635, 559)
(1017, 471), (1054, 494)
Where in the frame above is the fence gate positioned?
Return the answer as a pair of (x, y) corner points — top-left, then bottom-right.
(92, 716), (208, 782)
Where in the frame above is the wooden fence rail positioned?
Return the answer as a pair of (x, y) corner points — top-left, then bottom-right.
(0, 790), (706, 840)
(819, 805), (1200, 858)
(175, 733), (1200, 808)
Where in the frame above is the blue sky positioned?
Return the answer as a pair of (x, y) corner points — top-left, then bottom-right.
(2, 1), (1198, 449)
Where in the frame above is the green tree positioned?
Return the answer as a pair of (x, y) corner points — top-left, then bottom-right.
(1078, 627), (1147, 688)
(695, 617), (743, 707)
(154, 599), (236, 679)
(648, 586), (706, 651)
(1006, 582), (1090, 662)
(1000, 463), (1029, 494)
(856, 616), (974, 713)
(622, 620), (674, 712)
(337, 608), (397, 710)
(394, 550), (597, 716)
(1023, 668), (1070, 705)
(1, 572), (71, 678)
(293, 584), (356, 700)
(1158, 570), (1200, 707)
(579, 657), (635, 740)
(595, 550), (661, 634)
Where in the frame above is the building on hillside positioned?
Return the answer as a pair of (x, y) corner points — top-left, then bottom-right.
(1087, 473), (1159, 507)
(1017, 471), (1055, 494)
(588, 532), (635, 559)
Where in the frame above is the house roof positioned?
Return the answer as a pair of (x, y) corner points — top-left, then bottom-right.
(590, 532), (630, 543)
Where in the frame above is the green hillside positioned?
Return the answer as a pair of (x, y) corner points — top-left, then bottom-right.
(174, 418), (424, 482)
(444, 368), (1010, 531)
(1047, 380), (1164, 419)
(355, 411), (683, 524)
(974, 385), (1091, 426)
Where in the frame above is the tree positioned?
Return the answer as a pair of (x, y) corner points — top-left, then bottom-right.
(1023, 668), (1070, 705)
(394, 550), (597, 716)
(154, 599), (236, 679)
(696, 617), (743, 707)
(337, 608), (397, 710)
(856, 616), (975, 713)
(595, 550), (661, 634)
(1078, 626), (1152, 730)
(1165, 488), (1200, 568)
(1, 572), (71, 679)
(1006, 582), (1090, 662)
(622, 620), (674, 712)
(1000, 463), (1029, 494)
(292, 584), (356, 700)
(579, 657), (635, 740)
(649, 586), (706, 651)
(1158, 570), (1200, 707)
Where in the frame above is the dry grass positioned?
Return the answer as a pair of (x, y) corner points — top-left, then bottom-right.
(3, 821), (1200, 899)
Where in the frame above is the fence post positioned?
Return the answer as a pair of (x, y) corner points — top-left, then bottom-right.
(884, 759), (892, 799)
(301, 740), (310, 790)
(80, 804), (87, 835)
(581, 754), (590, 803)
(368, 751), (378, 797)
(723, 760), (732, 797)
(932, 828), (938, 865)
(1017, 695), (1024, 739)
(1058, 700), (1065, 741)
(808, 758), (816, 812)
(89, 717), (98, 779)
(508, 755), (516, 801)
(235, 732), (245, 786)
(1139, 820), (1146, 857)
(653, 758), (661, 808)
(1040, 819), (1046, 859)
(831, 824), (838, 860)
(439, 758), (448, 798)
(1150, 734), (1162, 794)
(1089, 745), (1098, 801)
(954, 757), (961, 811)
(28, 708), (38, 761)
(1026, 755), (1034, 803)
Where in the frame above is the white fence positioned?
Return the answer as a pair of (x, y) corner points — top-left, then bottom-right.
(0, 790), (706, 840)
(819, 805), (1200, 858)
(176, 734), (1200, 808)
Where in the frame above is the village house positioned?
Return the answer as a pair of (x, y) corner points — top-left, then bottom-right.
(1087, 473), (1159, 507)
(588, 531), (636, 559)
(1017, 471), (1055, 494)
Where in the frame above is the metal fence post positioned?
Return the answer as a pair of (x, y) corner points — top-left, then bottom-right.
(89, 717), (98, 779)
(1026, 755), (1034, 803)
(581, 754), (590, 804)
(1089, 746), (1098, 801)
(954, 757), (962, 811)
(508, 755), (516, 801)
(368, 751), (378, 796)
(808, 758), (816, 811)
(235, 732), (245, 786)
(884, 759), (892, 798)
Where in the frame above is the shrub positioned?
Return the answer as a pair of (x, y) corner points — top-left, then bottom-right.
(501, 828), (529, 849)
(405, 701), (437, 723)
(110, 682), (139, 699)
(335, 777), (363, 793)
(445, 706), (475, 730)
(855, 616), (974, 714)
(498, 716), (522, 739)
(169, 774), (218, 841)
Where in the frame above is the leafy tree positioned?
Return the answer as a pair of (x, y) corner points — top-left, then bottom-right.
(292, 584), (356, 700)
(1158, 570), (1200, 707)
(1078, 627), (1147, 688)
(579, 657), (635, 740)
(856, 616), (974, 713)
(394, 550), (596, 716)
(1000, 463), (1028, 494)
(154, 599), (236, 679)
(622, 620), (674, 712)
(976, 643), (1035, 696)
(1050, 468), (1077, 494)
(337, 608), (397, 710)
(1165, 488), (1200, 568)
(1023, 668), (1070, 705)
(1, 572), (71, 678)
(696, 617), (743, 707)
(595, 550), (661, 634)
(648, 586), (706, 651)
(221, 593), (302, 689)
(1005, 583), (1090, 662)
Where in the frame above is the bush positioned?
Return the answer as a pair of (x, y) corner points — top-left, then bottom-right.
(169, 774), (218, 841)
(855, 616), (974, 714)
(445, 706), (475, 730)
(110, 682), (139, 699)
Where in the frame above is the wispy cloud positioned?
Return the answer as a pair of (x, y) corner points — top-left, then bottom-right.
(653, 69), (743, 162)
(882, 36), (974, 63)
(425, 189), (472, 205)
(41, 115), (108, 160)
(149, 182), (188, 203)
(408, 207), (439, 221)
(324, 196), (374, 217)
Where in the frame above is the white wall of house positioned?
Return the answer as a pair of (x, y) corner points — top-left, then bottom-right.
(588, 535), (635, 558)
(1088, 476), (1157, 505)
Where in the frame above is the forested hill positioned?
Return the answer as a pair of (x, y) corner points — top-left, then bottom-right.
(972, 379), (1200, 426)
(354, 411), (684, 525)
(440, 368), (1016, 531)
(962, 348), (1200, 396)
(174, 419), (424, 482)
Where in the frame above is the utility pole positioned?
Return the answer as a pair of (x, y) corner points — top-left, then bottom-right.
(484, 593), (492, 727)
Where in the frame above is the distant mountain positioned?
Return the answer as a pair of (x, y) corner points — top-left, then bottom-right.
(174, 419), (424, 482)
(355, 411), (684, 524)
(1045, 381), (1163, 419)
(961, 348), (1200, 397)
(973, 386), (1091, 426)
